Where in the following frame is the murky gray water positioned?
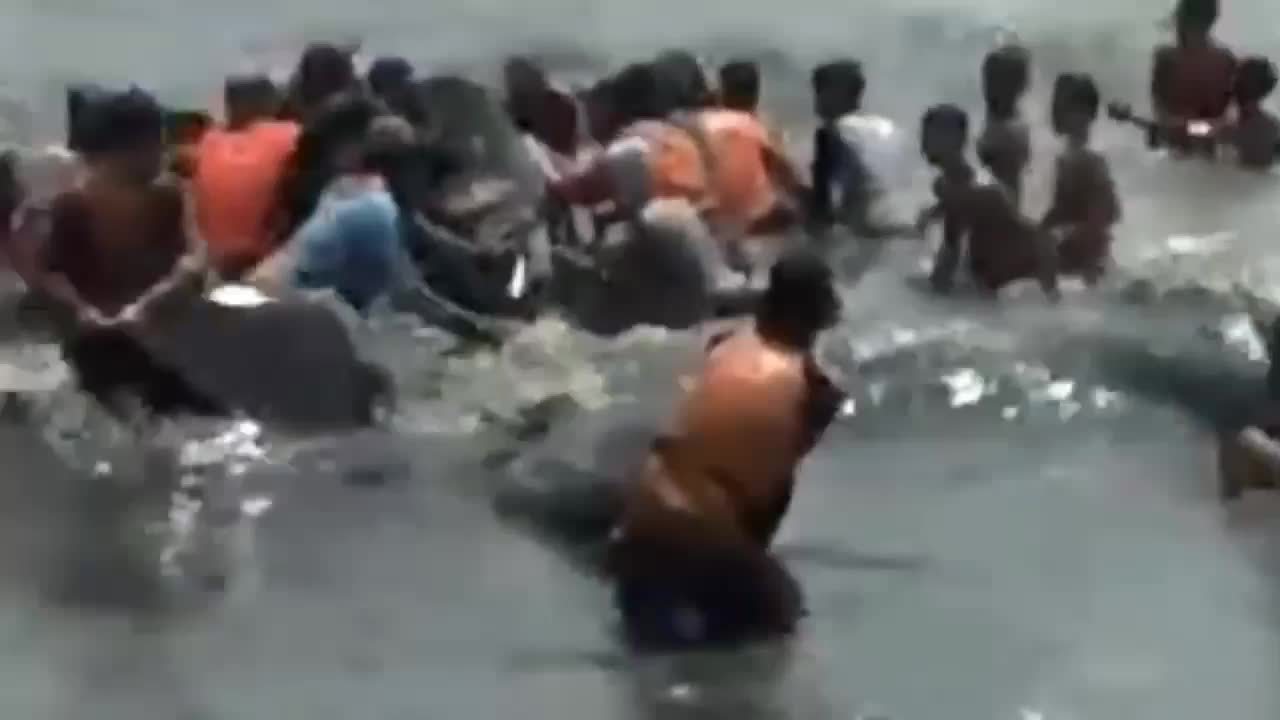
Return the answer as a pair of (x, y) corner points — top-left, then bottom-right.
(4, 1), (1280, 718)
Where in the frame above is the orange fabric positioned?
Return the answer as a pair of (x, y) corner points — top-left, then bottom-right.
(699, 109), (778, 229)
(629, 120), (710, 205)
(623, 327), (810, 543)
(191, 121), (299, 274)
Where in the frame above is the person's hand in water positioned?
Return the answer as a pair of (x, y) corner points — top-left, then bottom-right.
(114, 301), (146, 327)
(76, 303), (115, 330)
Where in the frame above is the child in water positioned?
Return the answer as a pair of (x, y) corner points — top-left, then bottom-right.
(921, 103), (1058, 300)
(1042, 73), (1121, 285)
(609, 248), (845, 649)
(977, 44), (1032, 207)
(1219, 56), (1280, 170)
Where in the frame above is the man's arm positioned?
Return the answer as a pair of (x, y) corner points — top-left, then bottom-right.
(929, 211), (963, 293)
(547, 153), (615, 208)
(38, 192), (99, 320)
(799, 359), (846, 455)
(124, 182), (206, 319)
(809, 125), (836, 226)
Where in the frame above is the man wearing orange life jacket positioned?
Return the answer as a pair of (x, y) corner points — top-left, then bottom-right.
(190, 75), (299, 279)
(549, 61), (709, 212)
(609, 249), (846, 649)
(547, 62), (726, 329)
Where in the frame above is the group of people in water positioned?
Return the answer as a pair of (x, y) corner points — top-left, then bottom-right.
(0, 0), (1276, 648)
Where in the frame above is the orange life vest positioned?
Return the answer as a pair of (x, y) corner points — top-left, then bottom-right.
(191, 121), (299, 275)
(626, 119), (711, 206)
(622, 327), (812, 544)
(698, 109), (778, 230)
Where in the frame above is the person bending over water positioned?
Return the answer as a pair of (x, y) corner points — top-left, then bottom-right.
(810, 59), (912, 237)
(253, 95), (406, 313)
(977, 44), (1032, 207)
(547, 62), (724, 330)
(190, 75), (299, 280)
(39, 88), (219, 415)
(609, 248), (846, 649)
(1149, 0), (1236, 152)
(1042, 73), (1120, 285)
(921, 103), (1058, 300)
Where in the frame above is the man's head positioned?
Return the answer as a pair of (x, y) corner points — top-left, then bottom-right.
(66, 84), (110, 153)
(1050, 72), (1101, 138)
(1174, 0), (1220, 41)
(86, 87), (166, 182)
(294, 43), (357, 115)
(611, 63), (665, 125)
(719, 60), (761, 112)
(920, 103), (969, 166)
(1234, 55), (1278, 107)
(654, 50), (714, 112)
(368, 56), (414, 100)
(299, 92), (380, 176)
(756, 248), (841, 346)
(224, 74), (280, 129)
(503, 56), (550, 133)
(981, 44), (1030, 119)
(811, 59), (864, 122)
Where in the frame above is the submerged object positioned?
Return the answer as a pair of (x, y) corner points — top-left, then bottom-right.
(135, 286), (390, 429)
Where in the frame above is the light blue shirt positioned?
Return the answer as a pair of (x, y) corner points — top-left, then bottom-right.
(291, 176), (403, 312)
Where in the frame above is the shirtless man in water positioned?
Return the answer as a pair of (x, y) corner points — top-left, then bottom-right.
(1218, 56), (1280, 169)
(977, 45), (1032, 208)
(1149, 0), (1236, 152)
(610, 248), (845, 648)
(1042, 73), (1121, 285)
(921, 104), (1058, 300)
(39, 88), (215, 414)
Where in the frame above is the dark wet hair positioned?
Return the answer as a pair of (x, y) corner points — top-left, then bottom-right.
(811, 59), (865, 112)
(1234, 55), (1278, 105)
(277, 92), (380, 238)
(0, 150), (19, 221)
(922, 103), (969, 140)
(225, 74), (279, 125)
(654, 50), (713, 111)
(293, 43), (357, 113)
(1053, 72), (1101, 121)
(719, 60), (760, 111)
(504, 56), (548, 92)
(757, 248), (839, 339)
(360, 118), (422, 212)
(65, 83), (111, 152)
(1175, 0), (1219, 30)
(610, 63), (664, 123)
(84, 87), (164, 156)
(981, 45), (1030, 118)
(368, 56), (414, 99)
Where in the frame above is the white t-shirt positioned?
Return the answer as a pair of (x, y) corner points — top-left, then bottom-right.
(829, 113), (912, 228)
